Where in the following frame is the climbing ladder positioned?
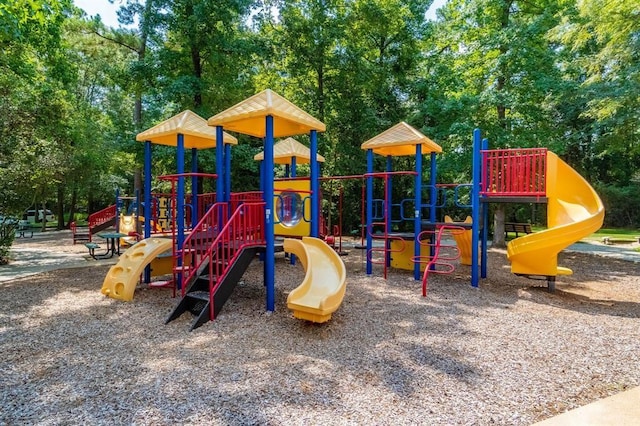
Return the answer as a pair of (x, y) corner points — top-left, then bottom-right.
(414, 225), (466, 296)
(165, 201), (266, 331)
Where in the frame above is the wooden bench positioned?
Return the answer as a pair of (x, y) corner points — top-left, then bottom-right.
(504, 222), (533, 238)
(71, 221), (91, 244)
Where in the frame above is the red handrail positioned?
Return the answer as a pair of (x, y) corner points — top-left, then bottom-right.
(88, 204), (116, 229)
(178, 202), (229, 295)
(179, 202), (266, 319)
(414, 225), (465, 297)
(481, 148), (547, 197)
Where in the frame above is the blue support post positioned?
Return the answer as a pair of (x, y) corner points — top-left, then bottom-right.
(176, 134), (185, 289)
(285, 164), (290, 178)
(144, 141), (152, 283)
(481, 137), (489, 279)
(414, 144), (422, 281)
(310, 130), (319, 238)
(290, 156), (297, 265)
(191, 148), (198, 226)
(471, 129), (482, 288)
(215, 126), (224, 203)
(144, 142), (152, 239)
(366, 149), (374, 275)
(264, 116), (275, 312)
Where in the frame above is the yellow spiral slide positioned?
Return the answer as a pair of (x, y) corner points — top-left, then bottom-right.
(284, 237), (347, 323)
(507, 151), (604, 277)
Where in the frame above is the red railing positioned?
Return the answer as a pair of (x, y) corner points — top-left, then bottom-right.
(481, 148), (547, 197)
(176, 201), (228, 292)
(88, 204), (116, 229)
(179, 202), (265, 319)
(230, 191), (263, 211)
(414, 225), (465, 297)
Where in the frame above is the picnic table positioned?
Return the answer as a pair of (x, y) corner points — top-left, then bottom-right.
(85, 232), (127, 259)
(16, 220), (33, 239)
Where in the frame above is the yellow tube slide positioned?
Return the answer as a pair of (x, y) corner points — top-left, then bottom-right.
(284, 237), (347, 323)
(101, 238), (173, 301)
(507, 151), (604, 277)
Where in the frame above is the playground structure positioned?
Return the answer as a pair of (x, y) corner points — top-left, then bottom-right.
(100, 93), (347, 330)
(360, 126), (604, 293)
(98, 89), (603, 330)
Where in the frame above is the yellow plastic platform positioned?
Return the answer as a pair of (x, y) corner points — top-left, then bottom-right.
(390, 237), (426, 272)
(101, 238), (173, 301)
(284, 237), (346, 323)
(507, 151), (604, 277)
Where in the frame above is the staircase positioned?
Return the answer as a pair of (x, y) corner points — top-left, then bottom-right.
(166, 201), (265, 331)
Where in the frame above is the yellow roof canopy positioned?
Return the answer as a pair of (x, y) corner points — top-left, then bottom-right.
(136, 110), (238, 149)
(254, 137), (326, 164)
(360, 121), (441, 156)
(207, 89), (326, 138)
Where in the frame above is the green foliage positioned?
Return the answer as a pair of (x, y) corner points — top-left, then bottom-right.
(594, 184), (640, 229)
(1, 0), (638, 233)
(0, 221), (17, 264)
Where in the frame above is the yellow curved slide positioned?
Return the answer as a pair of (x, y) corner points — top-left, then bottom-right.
(507, 151), (604, 277)
(284, 237), (347, 323)
(101, 238), (173, 301)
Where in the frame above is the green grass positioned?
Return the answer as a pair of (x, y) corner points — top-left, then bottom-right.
(583, 228), (640, 242)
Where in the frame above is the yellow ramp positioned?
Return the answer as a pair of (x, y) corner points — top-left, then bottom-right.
(284, 237), (347, 323)
(101, 238), (173, 301)
(507, 151), (604, 277)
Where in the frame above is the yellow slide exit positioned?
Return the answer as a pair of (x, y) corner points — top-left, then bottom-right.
(507, 151), (604, 277)
(284, 237), (347, 323)
(101, 238), (173, 301)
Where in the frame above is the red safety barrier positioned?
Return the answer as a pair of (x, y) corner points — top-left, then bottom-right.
(88, 204), (116, 229)
(481, 148), (547, 197)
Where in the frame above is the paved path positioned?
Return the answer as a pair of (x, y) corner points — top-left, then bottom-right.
(566, 241), (639, 263)
(0, 230), (118, 282)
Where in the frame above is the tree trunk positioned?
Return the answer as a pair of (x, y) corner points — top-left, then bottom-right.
(40, 200), (47, 233)
(67, 186), (78, 228)
(57, 185), (65, 230)
(493, 205), (506, 247)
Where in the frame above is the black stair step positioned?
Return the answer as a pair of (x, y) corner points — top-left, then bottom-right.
(186, 291), (210, 301)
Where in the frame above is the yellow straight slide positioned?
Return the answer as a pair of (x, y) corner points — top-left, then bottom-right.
(284, 237), (347, 323)
(101, 238), (173, 301)
(507, 151), (604, 277)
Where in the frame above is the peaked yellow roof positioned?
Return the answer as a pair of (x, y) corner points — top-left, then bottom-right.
(136, 110), (238, 148)
(253, 137), (326, 164)
(360, 122), (442, 156)
(207, 89), (326, 138)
